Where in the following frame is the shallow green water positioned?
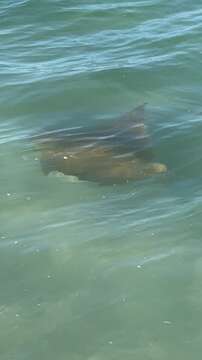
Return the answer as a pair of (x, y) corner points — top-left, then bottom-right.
(1, 1), (202, 359)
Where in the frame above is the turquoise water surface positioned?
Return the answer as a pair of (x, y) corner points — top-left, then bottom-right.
(1, 1), (202, 359)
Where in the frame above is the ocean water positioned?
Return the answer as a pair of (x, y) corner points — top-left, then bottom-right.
(1, 0), (202, 359)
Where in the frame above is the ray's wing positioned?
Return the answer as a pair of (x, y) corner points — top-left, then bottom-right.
(35, 104), (153, 162)
(115, 103), (146, 126)
(107, 103), (153, 158)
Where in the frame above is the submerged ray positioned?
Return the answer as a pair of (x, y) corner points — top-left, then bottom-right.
(35, 104), (167, 184)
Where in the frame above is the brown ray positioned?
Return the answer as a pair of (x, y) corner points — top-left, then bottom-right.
(36, 104), (167, 184)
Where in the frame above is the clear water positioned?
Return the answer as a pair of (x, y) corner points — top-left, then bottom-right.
(1, 1), (202, 359)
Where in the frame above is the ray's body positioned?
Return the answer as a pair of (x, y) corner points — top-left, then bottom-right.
(36, 105), (167, 184)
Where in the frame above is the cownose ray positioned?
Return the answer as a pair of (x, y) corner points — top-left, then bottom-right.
(35, 104), (167, 184)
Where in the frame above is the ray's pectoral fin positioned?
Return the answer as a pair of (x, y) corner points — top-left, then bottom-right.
(111, 103), (152, 158)
(123, 103), (146, 123)
(111, 103), (149, 144)
(114, 103), (147, 128)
